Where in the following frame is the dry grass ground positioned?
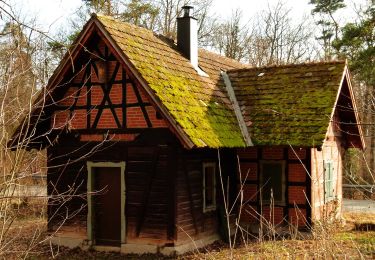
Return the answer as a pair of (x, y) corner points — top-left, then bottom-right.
(2, 202), (374, 259)
(182, 212), (375, 259)
(182, 230), (375, 259)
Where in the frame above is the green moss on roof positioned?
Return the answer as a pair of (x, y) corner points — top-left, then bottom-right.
(228, 61), (346, 146)
(97, 15), (246, 148)
(95, 16), (346, 148)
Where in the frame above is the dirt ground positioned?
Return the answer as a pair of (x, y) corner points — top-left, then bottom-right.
(2, 205), (375, 259)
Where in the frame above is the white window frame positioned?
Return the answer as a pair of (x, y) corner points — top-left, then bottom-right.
(259, 160), (286, 205)
(324, 160), (335, 202)
(203, 162), (217, 213)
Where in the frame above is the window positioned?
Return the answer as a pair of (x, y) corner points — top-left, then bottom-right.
(203, 162), (216, 212)
(324, 161), (335, 202)
(260, 161), (286, 204)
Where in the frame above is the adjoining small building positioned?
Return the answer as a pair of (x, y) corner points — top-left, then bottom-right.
(10, 6), (364, 255)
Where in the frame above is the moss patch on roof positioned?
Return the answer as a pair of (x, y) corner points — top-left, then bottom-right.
(97, 15), (246, 148)
(227, 61), (346, 146)
(95, 16), (345, 148)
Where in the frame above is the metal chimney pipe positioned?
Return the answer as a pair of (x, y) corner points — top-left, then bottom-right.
(182, 5), (194, 17)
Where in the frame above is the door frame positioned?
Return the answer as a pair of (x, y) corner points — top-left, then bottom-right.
(87, 161), (126, 245)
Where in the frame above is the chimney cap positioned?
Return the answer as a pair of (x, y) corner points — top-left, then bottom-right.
(181, 5), (194, 17)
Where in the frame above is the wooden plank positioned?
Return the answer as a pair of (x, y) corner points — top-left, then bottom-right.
(283, 147), (288, 222)
(136, 146), (160, 237)
(122, 68), (127, 128)
(256, 147), (261, 223)
(167, 146), (177, 241)
(183, 158), (198, 235)
(86, 62), (92, 129)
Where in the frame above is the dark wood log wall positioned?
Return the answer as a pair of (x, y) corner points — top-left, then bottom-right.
(47, 133), (238, 245)
(47, 130), (178, 245)
(175, 148), (237, 245)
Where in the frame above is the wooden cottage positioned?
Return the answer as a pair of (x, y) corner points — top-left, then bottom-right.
(11, 7), (364, 255)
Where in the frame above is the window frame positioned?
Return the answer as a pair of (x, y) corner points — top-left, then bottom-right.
(324, 160), (335, 202)
(259, 160), (286, 205)
(202, 162), (217, 213)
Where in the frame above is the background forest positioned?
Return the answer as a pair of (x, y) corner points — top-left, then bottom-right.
(0, 0), (373, 258)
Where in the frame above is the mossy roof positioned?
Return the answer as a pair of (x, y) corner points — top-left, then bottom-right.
(96, 16), (348, 148)
(227, 61), (346, 146)
(97, 15), (247, 148)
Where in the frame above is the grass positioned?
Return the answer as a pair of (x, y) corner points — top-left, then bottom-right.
(183, 231), (375, 259)
(2, 203), (374, 259)
(182, 211), (375, 259)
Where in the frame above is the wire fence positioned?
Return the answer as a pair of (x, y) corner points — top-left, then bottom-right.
(343, 184), (375, 200)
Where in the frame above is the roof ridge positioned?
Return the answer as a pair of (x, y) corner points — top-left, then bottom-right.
(96, 14), (156, 34)
(228, 60), (346, 73)
(96, 15), (247, 69)
(198, 49), (249, 68)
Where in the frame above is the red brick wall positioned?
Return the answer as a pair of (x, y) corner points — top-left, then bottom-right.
(289, 208), (307, 226)
(262, 206), (284, 225)
(237, 147), (258, 159)
(51, 111), (69, 129)
(91, 86), (104, 105)
(127, 107), (147, 128)
(242, 184), (257, 202)
(288, 164), (307, 182)
(288, 147), (306, 160)
(71, 110), (87, 129)
(58, 87), (87, 107)
(262, 147), (284, 160)
(240, 206), (258, 223)
(288, 186), (307, 204)
(238, 162), (257, 181)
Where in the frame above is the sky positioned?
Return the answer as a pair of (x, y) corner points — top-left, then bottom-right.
(9, 0), (369, 34)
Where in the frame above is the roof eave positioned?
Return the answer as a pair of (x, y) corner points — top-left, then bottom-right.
(323, 62), (365, 150)
(9, 18), (99, 148)
(344, 66), (366, 150)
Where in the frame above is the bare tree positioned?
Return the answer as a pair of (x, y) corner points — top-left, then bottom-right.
(246, 1), (316, 66)
(0, 3), (97, 257)
(209, 9), (250, 61)
(153, 0), (216, 43)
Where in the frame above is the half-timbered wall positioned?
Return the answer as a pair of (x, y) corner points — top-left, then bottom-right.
(50, 36), (168, 140)
(237, 147), (311, 228)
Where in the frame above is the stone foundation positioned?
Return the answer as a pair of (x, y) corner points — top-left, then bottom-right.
(48, 232), (220, 256)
